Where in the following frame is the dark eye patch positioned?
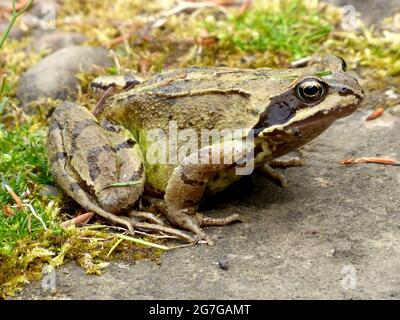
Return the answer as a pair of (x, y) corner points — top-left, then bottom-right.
(266, 101), (294, 126)
(253, 90), (299, 134)
(253, 79), (329, 134)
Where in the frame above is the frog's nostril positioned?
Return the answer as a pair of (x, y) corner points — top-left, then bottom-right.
(339, 87), (351, 95)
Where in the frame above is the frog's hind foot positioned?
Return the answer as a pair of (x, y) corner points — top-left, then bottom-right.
(127, 210), (165, 226)
(120, 215), (196, 243)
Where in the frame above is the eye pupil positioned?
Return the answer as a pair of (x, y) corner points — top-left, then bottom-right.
(303, 85), (319, 97)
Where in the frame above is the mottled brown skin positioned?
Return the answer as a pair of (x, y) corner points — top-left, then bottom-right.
(47, 55), (365, 245)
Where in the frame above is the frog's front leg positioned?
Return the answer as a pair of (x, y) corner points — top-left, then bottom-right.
(164, 141), (248, 246)
(258, 150), (305, 188)
(269, 150), (305, 168)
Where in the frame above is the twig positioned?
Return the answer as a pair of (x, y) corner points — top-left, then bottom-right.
(106, 238), (123, 257)
(2, 182), (47, 230)
(0, 0), (34, 49)
(113, 233), (170, 250)
(92, 86), (114, 116)
(340, 157), (400, 166)
(3, 183), (23, 207)
(13, 202), (48, 230)
(0, 74), (7, 100)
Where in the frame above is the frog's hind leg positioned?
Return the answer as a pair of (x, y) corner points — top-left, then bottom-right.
(163, 141), (249, 246)
(49, 140), (195, 243)
(48, 103), (195, 243)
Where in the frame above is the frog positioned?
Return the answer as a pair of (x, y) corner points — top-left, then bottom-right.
(47, 55), (365, 245)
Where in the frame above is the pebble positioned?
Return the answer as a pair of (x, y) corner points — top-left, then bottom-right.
(29, 0), (60, 19)
(31, 31), (87, 53)
(218, 258), (229, 270)
(39, 185), (60, 198)
(388, 104), (400, 116)
(17, 46), (114, 105)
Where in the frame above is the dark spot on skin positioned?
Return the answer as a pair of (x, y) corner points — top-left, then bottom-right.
(51, 105), (68, 118)
(292, 127), (302, 138)
(50, 152), (67, 163)
(253, 144), (263, 155)
(181, 172), (205, 186)
(90, 81), (116, 91)
(101, 119), (122, 133)
(87, 145), (114, 181)
(114, 139), (136, 152)
(130, 163), (144, 181)
(49, 120), (62, 132)
(69, 182), (82, 193)
(144, 186), (164, 198)
(70, 119), (98, 155)
(123, 76), (141, 90)
(183, 199), (196, 206)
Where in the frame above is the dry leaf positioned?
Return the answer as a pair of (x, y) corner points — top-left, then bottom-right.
(366, 106), (385, 121)
(340, 157), (400, 166)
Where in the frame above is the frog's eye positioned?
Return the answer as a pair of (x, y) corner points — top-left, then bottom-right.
(296, 79), (326, 103)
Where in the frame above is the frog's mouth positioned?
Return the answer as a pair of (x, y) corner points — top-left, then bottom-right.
(286, 101), (360, 132)
(259, 86), (364, 137)
(258, 100), (362, 159)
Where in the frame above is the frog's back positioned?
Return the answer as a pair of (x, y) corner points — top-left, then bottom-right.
(135, 66), (273, 94)
(103, 66), (294, 136)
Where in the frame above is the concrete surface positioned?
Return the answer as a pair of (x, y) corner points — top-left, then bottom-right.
(14, 106), (400, 299)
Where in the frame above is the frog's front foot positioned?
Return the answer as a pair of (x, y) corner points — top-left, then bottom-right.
(269, 150), (305, 168)
(163, 141), (247, 246)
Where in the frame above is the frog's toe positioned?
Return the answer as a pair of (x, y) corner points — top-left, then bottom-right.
(196, 213), (244, 226)
(127, 210), (165, 225)
(269, 150), (305, 168)
(122, 215), (197, 243)
(258, 164), (288, 188)
(165, 210), (214, 245)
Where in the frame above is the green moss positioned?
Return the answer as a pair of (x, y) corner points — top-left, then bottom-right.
(0, 226), (161, 298)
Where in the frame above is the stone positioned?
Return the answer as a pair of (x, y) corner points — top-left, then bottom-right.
(31, 31), (87, 53)
(17, 46), (113, 105)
